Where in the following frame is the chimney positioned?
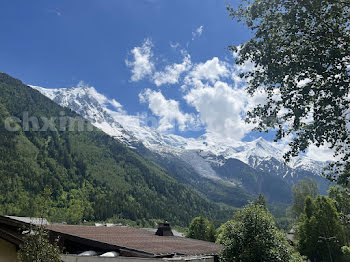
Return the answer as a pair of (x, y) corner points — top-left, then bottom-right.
(155, 222), (173, 236)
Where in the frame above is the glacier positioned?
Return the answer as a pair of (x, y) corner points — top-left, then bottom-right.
(30, 84), (330, 194)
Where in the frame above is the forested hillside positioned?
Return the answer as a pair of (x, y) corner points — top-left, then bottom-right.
(0, 73), (232, 226)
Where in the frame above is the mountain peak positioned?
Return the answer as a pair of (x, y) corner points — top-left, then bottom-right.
(31, 84), (328, 178)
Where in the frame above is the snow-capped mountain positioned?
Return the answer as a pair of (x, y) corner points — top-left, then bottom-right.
(31, 84), (329, 198)
(31, 84), (138, 146)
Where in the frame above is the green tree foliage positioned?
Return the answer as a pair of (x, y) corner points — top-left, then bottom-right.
(255, 194), (267, 208)
(341, 246), (350, 261)
(218, 203), (304, 262)
(297, 196), (345, 261)
(18, 189), (61, 262)
(290, 178), (319, 219)
(206, 222), (217, 243)
(18, 223), (61, 262)
(216, 220), (235, 244)
(186, 216), (217, 242)
(329, 186), (350, 245)
(228, 0), (350, 185)
(0, 73), (231, 226)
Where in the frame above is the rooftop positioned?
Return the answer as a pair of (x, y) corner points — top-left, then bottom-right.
(47, 224), (221, 256)
(0, 216), (222, 257)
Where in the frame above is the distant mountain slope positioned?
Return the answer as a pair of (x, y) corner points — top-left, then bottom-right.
(31, 84), (260, 206)
(31, 85), (327, 176)
(32, 83), (331, 204)
(31, 85), (286, 204)
(0, 73), (234, 226)
(140, 148), (256, 207)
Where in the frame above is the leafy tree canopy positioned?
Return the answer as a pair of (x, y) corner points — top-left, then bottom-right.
(18, 224), (61, 262)
(329, 186), (350, 245)
(290, 178), (319, 219)
(186, 216), (216, 242)
(18, 189), (61, 262)
(255, 193), (267, 208)
(218, 203), (304, 262)
(228, 0), (350, 185)
(297, 195), (345, 261)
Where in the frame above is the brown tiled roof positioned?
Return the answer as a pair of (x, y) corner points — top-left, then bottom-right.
(47, 224), (222, 256)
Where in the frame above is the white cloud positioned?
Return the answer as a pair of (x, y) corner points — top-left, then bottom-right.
(180, 56), (267, 141)
(139, 89), (192, 132)
(125, 39), (154, 82)
(170, 42), (180, 49)
(153, 55), (192, 86)
(296, 78), (312, 88)
(123, 41), (265, 141)
(269, 131), (335, 163)
(184, 57), (230, 89)
(192, 25), (204, 40)
(191, 57), (230, 82)
(306, 144), (335, 162)
(110, 99), (122, 110)
(184, 81), (253, 140)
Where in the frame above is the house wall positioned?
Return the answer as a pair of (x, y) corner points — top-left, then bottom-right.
(0, 238), (18, 262)
(61, 255), (215, 262)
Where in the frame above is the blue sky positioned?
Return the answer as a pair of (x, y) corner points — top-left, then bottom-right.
(0, 0), (277, 142)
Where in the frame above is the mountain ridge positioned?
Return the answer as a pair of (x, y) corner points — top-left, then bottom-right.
(32, 83), (332, 202)
(31, 84), (327, 174)
(0, 73), (233, 226)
